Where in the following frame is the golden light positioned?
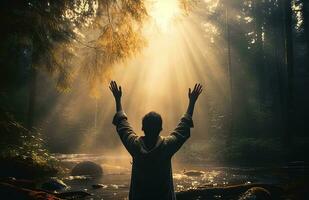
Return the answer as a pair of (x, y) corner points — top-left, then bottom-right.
(148, 0), (182, 31)
(41, 0), (229, 157)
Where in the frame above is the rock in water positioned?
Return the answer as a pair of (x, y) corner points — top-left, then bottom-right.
(92, 184), (107, 189)
(239, 187), (271, 200)
(71, 161), (103, 177)
(183, 170), (204, 177)
(41, 178), (68, 191)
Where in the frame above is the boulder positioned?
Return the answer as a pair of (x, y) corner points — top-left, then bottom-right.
(92, 184), (107, 189)
(41, 178), (68, 191)
(71, 161), (103, 177)
(239, 187), (271, 200)
(183, 170), (204, 177)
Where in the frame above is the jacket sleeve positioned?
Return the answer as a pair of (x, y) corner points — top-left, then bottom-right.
(112, 111), (139, 156)
(164, 113), (194, 157)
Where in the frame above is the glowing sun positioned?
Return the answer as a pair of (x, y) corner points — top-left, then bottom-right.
(149, 0), (181, 31)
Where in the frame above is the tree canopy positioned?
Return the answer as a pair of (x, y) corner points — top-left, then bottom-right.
(0, 0), (147, 91)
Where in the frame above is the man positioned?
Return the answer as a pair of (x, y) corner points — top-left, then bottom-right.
(109, 81), (203, 200)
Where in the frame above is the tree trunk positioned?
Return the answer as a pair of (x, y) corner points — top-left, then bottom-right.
(283, 0), (294, 149)
(274, 0), (289, 140)
(253, 0), (265, 108)
(225, 5), (234, 139)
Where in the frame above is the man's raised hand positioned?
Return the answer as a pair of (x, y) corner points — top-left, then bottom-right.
(109, 81), (122, 102)
(188, 83), (203, 103)
(186, 83), (203, 117)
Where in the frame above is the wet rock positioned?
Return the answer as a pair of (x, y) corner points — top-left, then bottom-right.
(65, 175), (90, 181)
(183, 170), (204, 177)
(110, 184), (119, 189)
(92, 184), (107, 189)
(71, 161), (103, 177)
(41, 178), (68, 191)
(239, 187), (271, 200)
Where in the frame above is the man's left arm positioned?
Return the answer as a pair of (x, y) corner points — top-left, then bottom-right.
(110, 81), (139, 155)
(112, 111), (139, 156)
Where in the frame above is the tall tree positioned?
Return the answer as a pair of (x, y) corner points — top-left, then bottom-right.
(284, 0), (294, 147)
(253, 0), (266, 107)
(225, 3), (234, 139)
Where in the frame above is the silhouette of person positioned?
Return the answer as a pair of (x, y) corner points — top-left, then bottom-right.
(109, 81), (203, 200)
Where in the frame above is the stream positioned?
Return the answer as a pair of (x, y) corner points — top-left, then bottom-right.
(53, 154), (307, 200)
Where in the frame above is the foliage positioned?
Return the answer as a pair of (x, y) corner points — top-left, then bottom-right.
(0, 0), (147, 91)
(0, 110), (59, 178)
(81, 0), (147, 95)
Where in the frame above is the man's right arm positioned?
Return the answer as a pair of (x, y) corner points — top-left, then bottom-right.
(186, 83), (203, 117)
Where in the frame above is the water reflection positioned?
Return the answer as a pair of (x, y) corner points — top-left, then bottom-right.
(54, 154), (299, 200)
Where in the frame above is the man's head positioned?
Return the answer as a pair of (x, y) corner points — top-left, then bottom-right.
(142, 111), (162, 137)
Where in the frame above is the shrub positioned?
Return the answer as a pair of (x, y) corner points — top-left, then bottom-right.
(0, 111), (59, 179)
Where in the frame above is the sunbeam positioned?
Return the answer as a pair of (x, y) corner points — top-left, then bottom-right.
(63, 1), (229, 153)
(148, 0), (182, 31)
(35, 0), (231, 155)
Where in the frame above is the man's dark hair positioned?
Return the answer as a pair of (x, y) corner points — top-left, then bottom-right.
(142, 111), (162, 135)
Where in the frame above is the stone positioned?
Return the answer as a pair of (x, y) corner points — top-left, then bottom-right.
(92, 184), (107, 189)
(71, 161), (103, 177)
(183, 170), (204, 177)
(239, 187), (271, 200)
(41, 178), (68, 191)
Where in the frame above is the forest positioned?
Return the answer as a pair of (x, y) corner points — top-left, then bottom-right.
(0, 0), (308, 199)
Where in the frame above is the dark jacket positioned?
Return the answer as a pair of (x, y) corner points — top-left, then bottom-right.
(112, 111), (193, 200)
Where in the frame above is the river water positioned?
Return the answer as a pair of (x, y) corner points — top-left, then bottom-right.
(54, 154), (306, 200)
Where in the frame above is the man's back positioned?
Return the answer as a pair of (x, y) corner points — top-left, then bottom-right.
(113, 112), (193, 200)
(131, 137), (174, 199)
(109, 81), (203, 200)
